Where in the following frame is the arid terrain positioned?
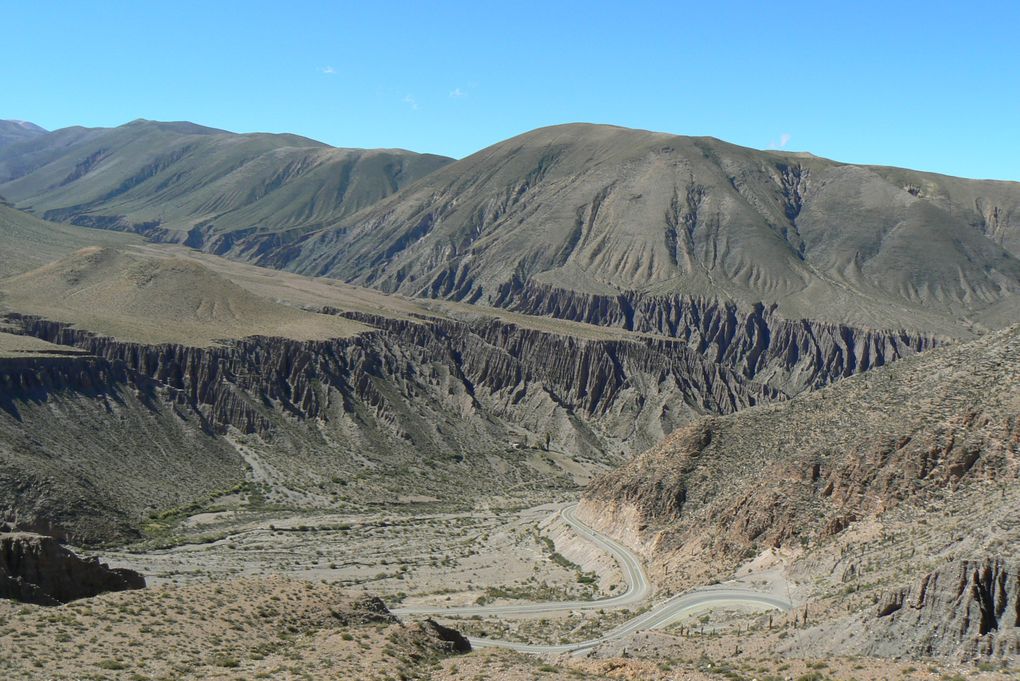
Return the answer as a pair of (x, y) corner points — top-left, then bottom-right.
(1, 117), (1019, 679)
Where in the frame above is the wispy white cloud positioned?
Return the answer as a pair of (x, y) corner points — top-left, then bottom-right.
(449, 87), (466, 98)
(320, 66), (336, 75)
(769, 132), (792, 149)
(403, 94), (419, 110)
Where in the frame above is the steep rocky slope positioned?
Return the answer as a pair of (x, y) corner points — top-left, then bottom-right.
(868, 559), (1020, 658)
(577, 324), (1020, 659)
(0, 531), (144, 605)
(0, 119), (451, 247)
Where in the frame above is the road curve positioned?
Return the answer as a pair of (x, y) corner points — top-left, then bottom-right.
(393, 503), (651, 617)
(393, 503), (792, 654)
(470, 588), (791, 653)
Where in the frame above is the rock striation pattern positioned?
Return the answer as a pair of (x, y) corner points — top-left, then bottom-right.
(492, 282), (939, 393)
(2, 301), (935, 439)
(0, 304), (936, 544)
(3, 311), (780, 438)
(0, 532), (144, 605)
(870, 559), (1020, 659)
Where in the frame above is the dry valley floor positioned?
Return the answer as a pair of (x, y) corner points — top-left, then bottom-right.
(2, 501), (1012, 680)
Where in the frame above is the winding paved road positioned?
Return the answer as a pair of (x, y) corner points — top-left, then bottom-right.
(393, 503), (792, 653)
(469, 588), (792, 653)
(393, 504), (649, 618)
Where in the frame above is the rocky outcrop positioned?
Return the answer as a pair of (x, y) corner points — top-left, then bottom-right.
(0, 532), (144, 605)
(322, 592), (470, 653)
(329, 594), (398, 626)
(418, 619), (472, 653)
(869, 559), (1020, 659)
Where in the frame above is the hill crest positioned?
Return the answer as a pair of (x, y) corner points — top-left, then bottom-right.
(0, 247), (366, 346)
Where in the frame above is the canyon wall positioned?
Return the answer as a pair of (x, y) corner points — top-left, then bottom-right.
(0, 305), (937, 544)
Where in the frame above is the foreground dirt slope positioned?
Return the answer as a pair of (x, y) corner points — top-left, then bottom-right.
(579, 324), (1020, 659)
(0, 577), (469, 680)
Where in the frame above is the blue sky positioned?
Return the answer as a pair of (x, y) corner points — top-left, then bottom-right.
(2, 1), (1018, 180)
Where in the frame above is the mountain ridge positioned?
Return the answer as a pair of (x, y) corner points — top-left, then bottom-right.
(0, 119), (453, 251)
(0, 120), (47, 150)
(259, 123), (1020, 337)
(4, 119), (1019, 339)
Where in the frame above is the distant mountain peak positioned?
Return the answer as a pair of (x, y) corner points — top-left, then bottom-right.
(0, 119), (48, 149)
(3, 120), (47, 132)
(121, 118), (229, 135)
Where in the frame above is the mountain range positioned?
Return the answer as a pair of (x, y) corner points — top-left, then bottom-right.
(3, 120), (1018, 337)
(0, 119), (450, 254)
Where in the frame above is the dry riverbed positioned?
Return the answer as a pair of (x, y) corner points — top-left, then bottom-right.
(98, 502), (620, 611)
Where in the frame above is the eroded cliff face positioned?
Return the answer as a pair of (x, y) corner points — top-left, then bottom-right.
(0, 309), (786, 542)
(869, 559), (1020, 659)
(491, 282), (940, 394)
(0, 301), (942, 544)
(4, 311), (780, 443)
